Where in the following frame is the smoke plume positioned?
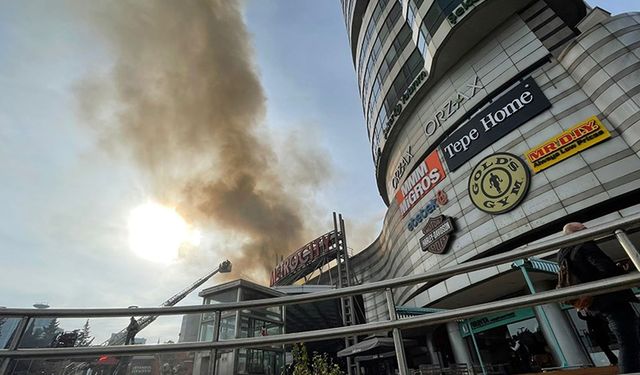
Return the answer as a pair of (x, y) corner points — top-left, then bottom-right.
(73, 0), (330, 282)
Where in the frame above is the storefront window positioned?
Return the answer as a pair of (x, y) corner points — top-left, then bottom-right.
(461, 309), (555, 374)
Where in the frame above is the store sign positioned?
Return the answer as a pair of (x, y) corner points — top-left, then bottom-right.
(407, 190), (448, 231)
(468, 153), (530, 215)
(383, 71), (428, 139)
(391, 146), (414, 189)
(460, 307), (536, 337)
(419, 215), (455, 254)
(424, 75), (482, 139)
(270, 232), (338, 286)
(440, 77), (550, 171)
(448, 0), (486, 26)
(525, 116), (611, 173)
(396, 150), (447, 217)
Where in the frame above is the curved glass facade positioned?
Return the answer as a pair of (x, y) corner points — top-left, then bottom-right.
(348, 0), (491, 162)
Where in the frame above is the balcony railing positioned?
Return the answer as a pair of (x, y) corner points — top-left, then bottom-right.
(2, 212), (640, 375)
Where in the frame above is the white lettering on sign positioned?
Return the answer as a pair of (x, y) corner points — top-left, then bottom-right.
(420, 220), (452, 248)
(480, 91), (533, 132)
(391, 146), (414, 189)
(395, 150), (447, 217)
(270, 232), (338, 286)
(424, 76), (483, 138)
(383, 71), (428, 140)
(444, 90), (534, 160)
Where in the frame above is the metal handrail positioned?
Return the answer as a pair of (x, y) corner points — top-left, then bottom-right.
(1, 212), (640, 372)
(1, 273), (639, 359)
(1, 212), (639, 318)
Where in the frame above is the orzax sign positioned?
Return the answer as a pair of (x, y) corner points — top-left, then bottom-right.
(440, 77), (550, 171)
(424, 75), (483, 139)
(391, 146), (414, 190)
(395, 150), (447, 217)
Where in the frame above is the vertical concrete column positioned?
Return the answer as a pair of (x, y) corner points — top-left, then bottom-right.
(446, 321), (473, 367)
(533, 303), (590, 366)
(533, 281), (590, 367)
(426, 331), (440, 365)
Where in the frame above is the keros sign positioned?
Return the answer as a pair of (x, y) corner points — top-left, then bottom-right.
(395, 150), (447, 217)
(270, 232), (337, 286)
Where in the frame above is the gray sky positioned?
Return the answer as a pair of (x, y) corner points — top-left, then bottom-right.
(0, 0), (635, 344)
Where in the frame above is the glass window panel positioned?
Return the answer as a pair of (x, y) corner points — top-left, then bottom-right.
(219, 316), (236, 341)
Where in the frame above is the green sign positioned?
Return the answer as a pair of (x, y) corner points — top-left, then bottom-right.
(459, 307), (536, 337)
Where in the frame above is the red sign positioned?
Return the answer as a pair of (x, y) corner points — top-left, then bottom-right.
(395, 150), (447, 217)
(270, 231), (338, 286)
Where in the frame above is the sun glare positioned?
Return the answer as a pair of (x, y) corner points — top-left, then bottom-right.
(128, 202), (198, 263)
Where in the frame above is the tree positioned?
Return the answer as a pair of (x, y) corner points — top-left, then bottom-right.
(41, 318), (61, 346)
(75, 319), (94, 347)
(287, 343), (345, 375)
(0, 316), (6, 343)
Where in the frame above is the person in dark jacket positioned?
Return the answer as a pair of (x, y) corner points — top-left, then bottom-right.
(559, 222), (639, 373)
(578, 310), (618, 365)
(125, 317), (140, 345)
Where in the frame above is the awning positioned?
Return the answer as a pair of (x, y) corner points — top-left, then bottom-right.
(395, 306), (445, 319)
(511, 257), (559, 274)
(337, 336), (417, 358)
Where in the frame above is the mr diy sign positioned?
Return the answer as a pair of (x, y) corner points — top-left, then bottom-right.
(440, 77), (551, 171)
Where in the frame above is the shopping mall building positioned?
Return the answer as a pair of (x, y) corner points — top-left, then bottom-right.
(336, 0), (640, 372)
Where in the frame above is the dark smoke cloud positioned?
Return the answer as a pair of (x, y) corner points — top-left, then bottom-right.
(72, 0), (331, 283)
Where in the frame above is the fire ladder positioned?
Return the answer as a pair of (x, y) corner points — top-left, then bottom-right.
(333, 213), (360, 375)
(103, 260), (231, 346)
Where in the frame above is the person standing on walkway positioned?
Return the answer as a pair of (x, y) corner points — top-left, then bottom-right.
(125, 317), (140, 345)
(577, 310), (618, 366)
(558, 222), (640, 373)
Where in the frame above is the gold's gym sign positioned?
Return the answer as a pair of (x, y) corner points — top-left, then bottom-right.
(525, 116), (610, 173)
(468, 153), (530, 214)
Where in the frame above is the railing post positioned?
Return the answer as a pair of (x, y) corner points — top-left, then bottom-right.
(615, 229), (640, 272)
(465, 321), (486, 375)
(385, 288), (408, 375)
(518, 262), (568, 367)
(208, 311), (221, 375)
(1, 316), (31, 375)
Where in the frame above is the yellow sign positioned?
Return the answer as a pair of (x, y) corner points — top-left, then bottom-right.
(468, 153), (530, 214)
(525, 116), (611, 173)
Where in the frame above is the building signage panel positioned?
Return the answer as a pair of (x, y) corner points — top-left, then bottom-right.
(460, 307), (536, 337)
(525, 116), (611, 173)
(407, 190), (448, 231)
(440, 77), (551, 171)
(391, 146), (414, 190)
(419, 215), (455, 254)
(447, 0), (486, 26)
(424, 75), (483, 140)
(383, 71), (428, 139)
(468, 153), (530, 215)
(270, 231), (338, 287)
(395, 150), (447, 218)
